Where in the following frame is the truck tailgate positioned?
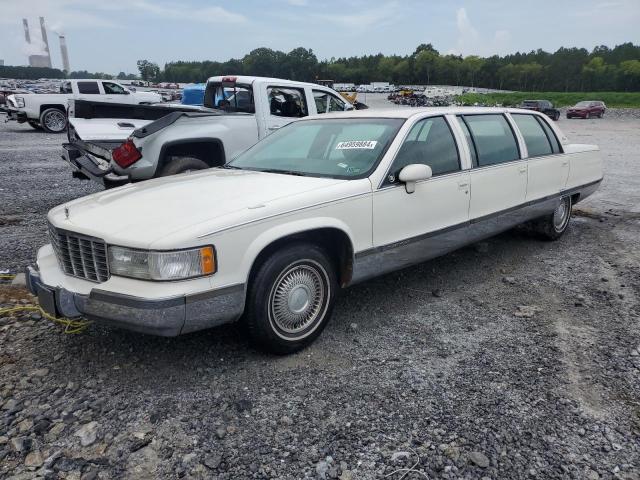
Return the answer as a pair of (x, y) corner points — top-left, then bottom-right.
(68, 118), (152, 141)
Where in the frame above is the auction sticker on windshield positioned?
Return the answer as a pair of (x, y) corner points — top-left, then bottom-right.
(335, 141), (378, 150)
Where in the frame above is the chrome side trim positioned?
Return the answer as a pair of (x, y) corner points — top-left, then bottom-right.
(350, 178), (602, 285)
(197, 191), (371, 238)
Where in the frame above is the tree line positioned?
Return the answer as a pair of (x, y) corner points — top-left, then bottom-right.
(2, 42), (640, 92)
(156, 43), (640, 92)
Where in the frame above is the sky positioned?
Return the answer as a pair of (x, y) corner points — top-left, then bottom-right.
(0, 0), (639, 74)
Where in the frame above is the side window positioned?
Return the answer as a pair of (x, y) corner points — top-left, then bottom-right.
(77, 81), (100, 94)
(268, 86), (308, 118)
(313, 90), (328, 114)
(511, 114), (552, 157)
(389, 116), (460, 181)
(461, 114), (520, 167)
(328, 94), (345, 112)
(535, 116), (562, 154)
(102, 82), (127, 94)
(457, 116), (478, 166)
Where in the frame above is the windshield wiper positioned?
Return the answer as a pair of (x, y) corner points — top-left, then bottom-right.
(221, 164), (243, 170)
(256, 168), (307, 177)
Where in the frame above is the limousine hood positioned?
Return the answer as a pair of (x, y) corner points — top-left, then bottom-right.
(48, 169), (348, 248)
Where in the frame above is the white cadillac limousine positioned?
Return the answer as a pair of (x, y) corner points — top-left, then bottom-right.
(28, 108), (602, 353)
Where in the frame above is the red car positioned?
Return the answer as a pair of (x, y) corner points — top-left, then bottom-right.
(566, 101), (606, 119)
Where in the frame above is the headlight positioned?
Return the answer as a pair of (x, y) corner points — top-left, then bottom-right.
(108, 245), (216, 281)
(15, 96), (25, 108)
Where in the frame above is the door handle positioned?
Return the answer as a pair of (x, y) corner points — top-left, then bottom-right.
(268, 125), (281, 131)
(561, 161), (569, 167)
(518, 166), (527, 174)
(458, 182), (469, 193)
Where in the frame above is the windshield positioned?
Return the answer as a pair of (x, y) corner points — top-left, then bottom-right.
(574, 101), (591, 107)
(229, 118), (404, 179)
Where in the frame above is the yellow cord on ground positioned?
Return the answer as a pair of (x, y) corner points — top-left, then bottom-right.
(0, 274), (17, 279)
(0, 305), (92, 334)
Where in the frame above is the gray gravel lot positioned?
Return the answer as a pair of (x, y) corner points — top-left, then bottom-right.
(0, 105), (639, 479)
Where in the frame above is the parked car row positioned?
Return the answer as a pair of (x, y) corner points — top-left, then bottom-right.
(0, 79), (162, 132)
(24, 82), (602, 352)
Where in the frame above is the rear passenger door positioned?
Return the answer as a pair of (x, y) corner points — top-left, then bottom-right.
(457, 114), (526, 220)
(373, 115), (470, 247)
(74, 81), (103, 102)
(510, 113), (567, 201)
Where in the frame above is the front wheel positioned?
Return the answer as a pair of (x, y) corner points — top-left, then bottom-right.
(529, 196), (573, 241)
(244, 243), (338, 354)
(39, 108), (67, 133)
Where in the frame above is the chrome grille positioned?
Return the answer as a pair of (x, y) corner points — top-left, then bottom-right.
(48, 224), (109, 282)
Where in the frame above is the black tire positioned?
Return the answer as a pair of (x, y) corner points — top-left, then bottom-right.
(244, 242), (338, 354)
(553, 112), (560, 121)
(27, 120), (41, 130)
(528, 196), (572, 241)
(39, 108), (67, 133)
(599, 112), (604, 118)
(158, 157), (209, 176)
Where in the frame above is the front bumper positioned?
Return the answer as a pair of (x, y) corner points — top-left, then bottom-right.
(26, 264), (245, 337)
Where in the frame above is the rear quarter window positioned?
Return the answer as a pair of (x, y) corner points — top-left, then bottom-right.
(512, 114), (552, 157)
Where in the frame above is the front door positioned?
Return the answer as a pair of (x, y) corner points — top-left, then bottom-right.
(373, 116), (470, 255)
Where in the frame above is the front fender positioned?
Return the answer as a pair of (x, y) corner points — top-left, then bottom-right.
(240, 217), (356, 284)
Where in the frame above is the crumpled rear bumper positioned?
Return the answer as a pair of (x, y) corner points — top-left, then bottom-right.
(26, 264), (245, 337)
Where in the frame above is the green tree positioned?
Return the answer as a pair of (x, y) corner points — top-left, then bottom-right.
(414, 49), (439, 85)
(137, 60), (160, 82)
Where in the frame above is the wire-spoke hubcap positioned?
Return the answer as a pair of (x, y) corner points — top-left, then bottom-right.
(269, 262), (327, 337)
(553, 198), (571, 231)
(45, 111), (66, 132)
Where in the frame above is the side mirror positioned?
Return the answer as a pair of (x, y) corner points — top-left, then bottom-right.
(398, 164), (432, 194)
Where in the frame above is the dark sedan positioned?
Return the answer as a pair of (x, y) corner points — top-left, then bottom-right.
(567, 101), (606, 119)
(519, 100), (561, 121)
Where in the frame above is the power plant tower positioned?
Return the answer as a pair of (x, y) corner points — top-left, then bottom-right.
(58, 34), (70, 73)
(23, 17), (52, 68)
(22, 18), (31, 44)
(39, 17), (52, 68)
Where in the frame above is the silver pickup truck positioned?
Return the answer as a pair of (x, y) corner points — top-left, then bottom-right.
(64, 76), (357, 188)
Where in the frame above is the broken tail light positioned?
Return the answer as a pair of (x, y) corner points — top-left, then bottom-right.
(112, 139), (142, 168)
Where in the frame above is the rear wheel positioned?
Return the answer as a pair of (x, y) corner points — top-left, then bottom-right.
(529, 196), (573, 241)
(244, 242), (338, 354)
(27, 120), (41, 130)
(39, 108), (66, 133)
(158, 157), (209, 176)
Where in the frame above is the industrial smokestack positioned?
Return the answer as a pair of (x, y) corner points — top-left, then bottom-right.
(39, 17), (52, 68)
(59, 35), (70, 73)
(23, 19), (31, 44)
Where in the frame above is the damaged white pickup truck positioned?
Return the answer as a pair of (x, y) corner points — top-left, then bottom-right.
(28, 108), (602, 353)
(64, 76), (355, 187)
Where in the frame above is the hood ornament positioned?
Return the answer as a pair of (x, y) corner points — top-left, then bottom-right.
(64, 206), (70, 219)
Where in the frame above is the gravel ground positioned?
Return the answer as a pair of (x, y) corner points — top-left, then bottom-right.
(0, 105), (639, 479)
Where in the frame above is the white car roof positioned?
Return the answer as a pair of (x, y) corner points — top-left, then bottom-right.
(206, 75), (327, 89)
(305, 107), (550, 120)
